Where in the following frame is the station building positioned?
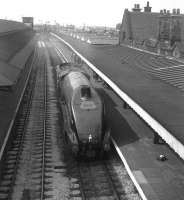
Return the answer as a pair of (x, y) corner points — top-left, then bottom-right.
(22, 17), (34, 28)
(119, 2), (184, 57)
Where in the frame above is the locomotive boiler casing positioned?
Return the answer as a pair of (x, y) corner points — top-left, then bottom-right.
(57, 64), (110, 157)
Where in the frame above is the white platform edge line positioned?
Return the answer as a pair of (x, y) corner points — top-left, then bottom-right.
(111, 138), (148, 200)
(0, 46), (37, 161)
(51, 33), (184, 161)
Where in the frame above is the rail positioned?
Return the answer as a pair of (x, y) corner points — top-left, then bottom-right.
(40, 62), (47, 200)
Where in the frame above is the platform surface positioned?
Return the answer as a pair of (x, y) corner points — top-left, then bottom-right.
(98, 82), (184, 200)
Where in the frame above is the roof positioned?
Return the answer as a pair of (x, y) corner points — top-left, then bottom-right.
(0, 19), (29, 34)
(0, 20), (35, 87)
(120, 10), (160, 42)
(0, 60), (20, 86)
(130, 11), (159, 41)
(0, 73), (13, 86)
(0, 28), (34, 62)
(9, 39), (35, 69)
(0, 38), (34, 87)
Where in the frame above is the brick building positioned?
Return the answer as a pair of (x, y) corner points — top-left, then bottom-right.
(119, 2), (184, 57)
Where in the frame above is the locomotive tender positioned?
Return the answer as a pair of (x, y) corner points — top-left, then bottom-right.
(56, 63), (110, 157)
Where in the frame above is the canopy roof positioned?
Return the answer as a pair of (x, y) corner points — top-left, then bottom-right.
(0, 61), (20, 86)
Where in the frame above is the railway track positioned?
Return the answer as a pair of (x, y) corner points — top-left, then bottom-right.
(0, 35), (144, 200)
(0, 45), (51, 199)
(67, 154), (141, 200)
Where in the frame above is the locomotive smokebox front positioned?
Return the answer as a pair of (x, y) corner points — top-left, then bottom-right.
(72, 85), (103, 151)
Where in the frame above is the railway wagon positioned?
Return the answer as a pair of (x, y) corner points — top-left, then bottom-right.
(56, 63), (110, 157)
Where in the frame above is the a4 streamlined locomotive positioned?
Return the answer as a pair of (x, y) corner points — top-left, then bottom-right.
(56, 63), (110, 158)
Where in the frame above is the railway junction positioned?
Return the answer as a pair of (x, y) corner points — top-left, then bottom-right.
(0, 19), (183, 200)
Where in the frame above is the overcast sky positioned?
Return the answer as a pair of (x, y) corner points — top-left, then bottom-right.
(1, 0), (184, 27)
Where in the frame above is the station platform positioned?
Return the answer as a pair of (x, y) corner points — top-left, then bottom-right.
(104, 87), (184, 200)
(85, 63), (184, 200)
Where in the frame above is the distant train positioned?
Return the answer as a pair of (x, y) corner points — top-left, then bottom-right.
(56, 63), (110, 158)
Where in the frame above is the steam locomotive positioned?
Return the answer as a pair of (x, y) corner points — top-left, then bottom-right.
(56, 63), (110, 158)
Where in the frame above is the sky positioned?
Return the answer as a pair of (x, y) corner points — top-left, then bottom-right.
(1, 0), (184, 27)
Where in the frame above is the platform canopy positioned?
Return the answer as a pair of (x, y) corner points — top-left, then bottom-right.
(0, 60), (20, 87)
(0, 74), (13, 86)
(0, 19), (29, 34)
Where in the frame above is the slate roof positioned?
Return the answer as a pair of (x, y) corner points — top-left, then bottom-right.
(0, 38), (35, 87)
(121, 9), (184, 48)
(0, 20), (34, 87)
(0, 73), (12, 86)
(0, 19), (29, 34)
(127, 11), (159, 41)
(0, 61), (20, 86)
(9, 39), (35, 69)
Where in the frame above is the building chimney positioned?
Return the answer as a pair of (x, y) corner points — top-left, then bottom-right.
(163, 9), (166, 14)
(177, 8), (180, 14)
(144, 1), (152, 12)
(167, 10), (170, 15)
(132, 3), (141, 12)
(172, 9), (176, 15)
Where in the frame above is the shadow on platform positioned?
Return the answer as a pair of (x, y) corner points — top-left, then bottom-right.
(98, 88), (139, 146)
